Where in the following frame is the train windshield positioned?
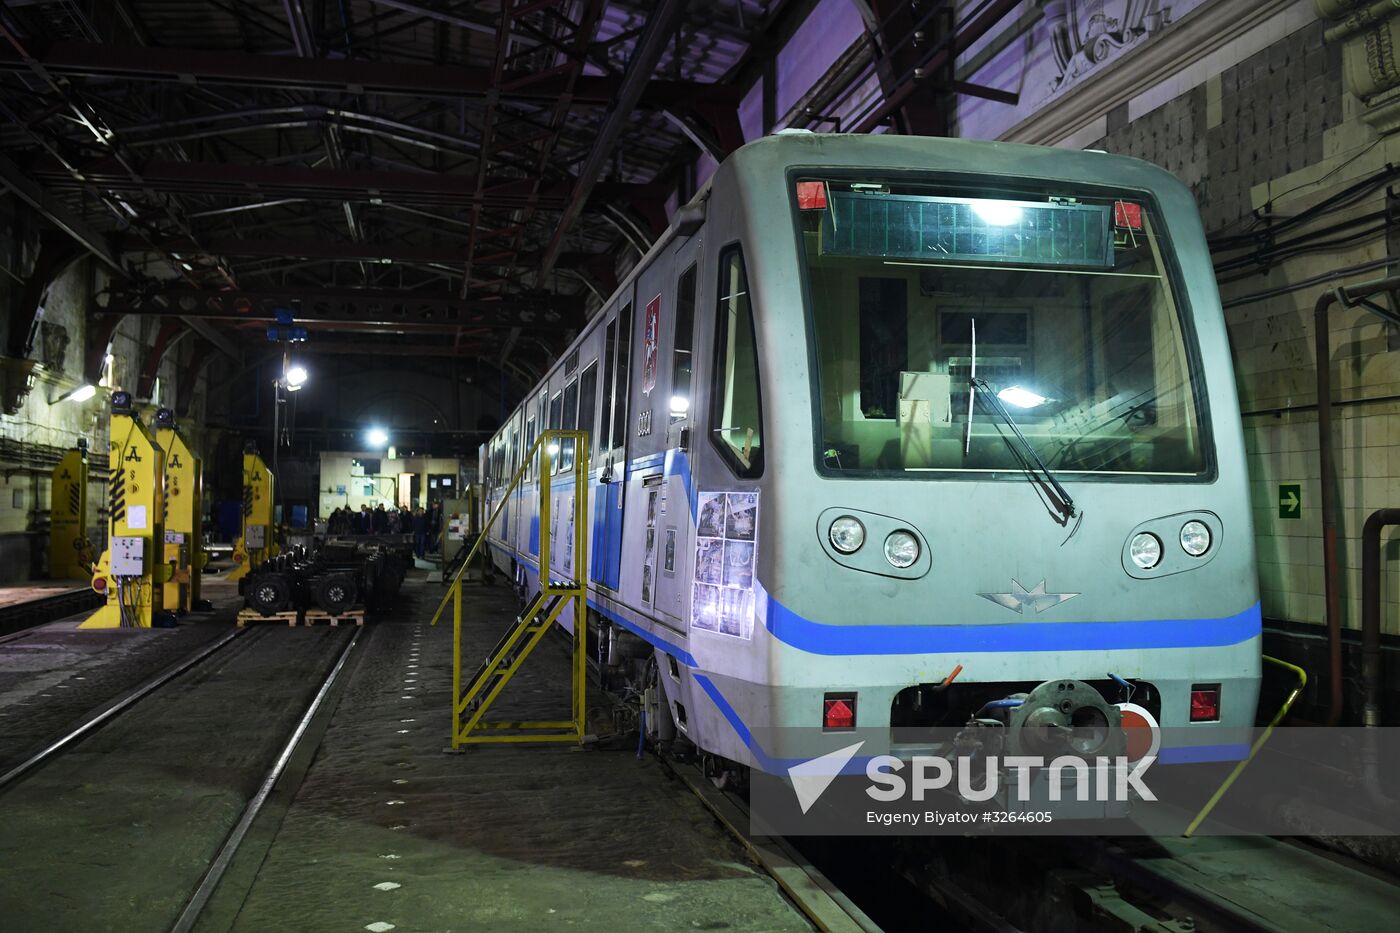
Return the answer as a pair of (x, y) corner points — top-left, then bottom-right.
(794, 177), (1209, 478)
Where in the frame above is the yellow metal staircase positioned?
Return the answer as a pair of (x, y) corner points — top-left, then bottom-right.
(431, 429), (589, 748)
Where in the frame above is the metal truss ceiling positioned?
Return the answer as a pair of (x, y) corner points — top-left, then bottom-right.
(0, 0), (1018, 378)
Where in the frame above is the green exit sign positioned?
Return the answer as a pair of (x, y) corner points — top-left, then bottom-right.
(1278, 484), (1301, 520)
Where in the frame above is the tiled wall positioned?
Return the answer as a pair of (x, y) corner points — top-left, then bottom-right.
(0, 244), (213, 582)
(1083, 17), (1400, 634)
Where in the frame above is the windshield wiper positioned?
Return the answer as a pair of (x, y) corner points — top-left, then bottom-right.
(970, 376), (1077, 524)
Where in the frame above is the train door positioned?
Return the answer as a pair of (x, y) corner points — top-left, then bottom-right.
(625, 251), (673, 616)
(592, 287), (635, 590)
(655, 236), (701, 622)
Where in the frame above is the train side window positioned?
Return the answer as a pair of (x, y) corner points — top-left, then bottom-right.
(548, 390), (563, 474)
(560, 377), (579, 472)
(671, 264), (697, 424)
(612, 302), (634, 451)
(535, 392), (547, 479)
(525, 416), (537, 481)
(510, 429), (520, 480)
(578, 361), (599, 467)
(601, 319), (617, 457)
(711, 246), (763, 477)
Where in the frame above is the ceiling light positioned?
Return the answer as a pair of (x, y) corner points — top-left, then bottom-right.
(971, 199), (1023, 226)
(996, 385), (1048, 408)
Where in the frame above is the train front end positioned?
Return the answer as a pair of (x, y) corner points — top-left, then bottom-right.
(726, 136), (1260, 788)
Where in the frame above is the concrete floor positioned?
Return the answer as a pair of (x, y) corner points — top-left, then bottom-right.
(0, 574), (808, 932)
(210, 579), (808, 932)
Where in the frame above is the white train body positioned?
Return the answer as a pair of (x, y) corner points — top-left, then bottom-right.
(482, 133), (1262, 773)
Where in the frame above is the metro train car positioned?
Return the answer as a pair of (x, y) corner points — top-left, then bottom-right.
(480, 131), (1262, 780)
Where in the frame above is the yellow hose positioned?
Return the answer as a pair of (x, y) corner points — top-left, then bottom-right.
(1183, 655), (1307, 837)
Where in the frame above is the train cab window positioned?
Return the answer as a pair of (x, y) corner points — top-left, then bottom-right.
(796, 178), (1209, 479)
(578, 361), (599, 468)
(560, 378), (579, 472)
(711, 246), (763, 477)
(611, 303), (634, 451)
(671, 264), (697, 424)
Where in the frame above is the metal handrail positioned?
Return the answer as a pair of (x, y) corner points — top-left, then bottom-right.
(1183, 655), (1307, 836)
(433, 429), (591, 747)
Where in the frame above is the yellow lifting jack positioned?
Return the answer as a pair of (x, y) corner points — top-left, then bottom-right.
(83, 392), (172, 628)
(431, 429), (590, 748)
(155, 408), (206, 612)
(48, 440), (91, 580)
(228, 442), (276, 582)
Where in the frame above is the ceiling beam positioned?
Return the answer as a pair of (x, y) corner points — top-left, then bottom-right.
(97, 286), (585, 331)
(120, 236), (598, 269)
(0, 40), (739, 108)
(540, 0), (689, 274)
(0, 152), (121, 271)
(30, 156), (666, 209)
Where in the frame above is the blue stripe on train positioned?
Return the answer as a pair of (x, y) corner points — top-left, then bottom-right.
(764, 599), (1262, 656)
(496, 544), (1250, 769)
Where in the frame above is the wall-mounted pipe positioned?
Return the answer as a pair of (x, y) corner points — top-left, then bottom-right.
(1360, 508), (1400, 727)
(1315, 286), (1345, 725)
(1313, 274), (1400, 725)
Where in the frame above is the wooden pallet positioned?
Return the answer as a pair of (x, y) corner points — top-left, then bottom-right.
(302, 609), (365, 627)
(237, 608), (300, 627)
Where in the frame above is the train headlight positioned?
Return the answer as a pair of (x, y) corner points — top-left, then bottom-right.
(1129, 533), (1162, 569)
(884, 530), (920, 568)
(828, 516), (865, 553)
(1179, 520), (1211, 557)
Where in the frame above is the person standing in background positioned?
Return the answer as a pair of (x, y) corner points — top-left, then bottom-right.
(412, 507), (428, 558)
(428, 501), (443, 553)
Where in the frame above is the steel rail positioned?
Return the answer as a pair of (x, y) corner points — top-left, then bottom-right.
(170, 626), (362, 933)
(0, 627), (248, 790)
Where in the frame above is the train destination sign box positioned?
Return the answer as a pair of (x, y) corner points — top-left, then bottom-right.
(817, 191), (1115, 268)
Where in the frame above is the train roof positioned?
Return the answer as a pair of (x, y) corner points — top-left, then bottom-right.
(722, 131), (1188, 198)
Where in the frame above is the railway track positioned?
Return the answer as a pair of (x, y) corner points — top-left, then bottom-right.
(0, 623), (361, 933)
(661, 754), (1399, 933)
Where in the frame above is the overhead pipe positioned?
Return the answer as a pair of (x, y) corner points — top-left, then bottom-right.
(1313, 275), (1400, 724)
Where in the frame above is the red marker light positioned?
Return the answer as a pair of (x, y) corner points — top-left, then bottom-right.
(92, 576), (107, 593)
(797, 181), (828, 210)
(1114, 201), (1143, 230)
(1190, 685), (1220, 722)
(823, 694), (856, 730)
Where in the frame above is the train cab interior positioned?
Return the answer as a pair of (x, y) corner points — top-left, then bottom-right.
(798, 183), (1209, 480)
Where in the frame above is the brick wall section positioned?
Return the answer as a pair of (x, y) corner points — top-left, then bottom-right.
(1093, 20), (1344, 234)
(1084, 18), (1398, 636)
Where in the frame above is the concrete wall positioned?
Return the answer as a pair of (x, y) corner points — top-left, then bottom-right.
(956, 1), (1400, 649)
(0, 203), (214, 584)
(316, 451), (465, 518)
